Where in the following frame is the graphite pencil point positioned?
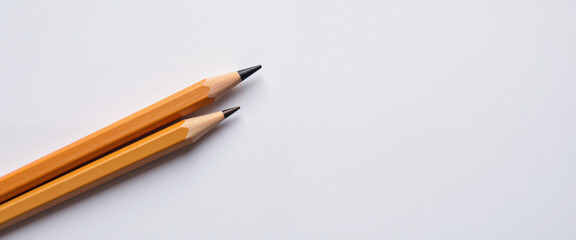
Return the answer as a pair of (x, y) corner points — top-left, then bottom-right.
(237, 65), (262, 81)
(222, 106), (241, 118)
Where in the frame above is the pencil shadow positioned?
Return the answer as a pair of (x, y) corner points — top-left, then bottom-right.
(0, 77), (257, 236)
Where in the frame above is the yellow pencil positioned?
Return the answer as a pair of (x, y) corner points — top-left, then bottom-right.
(0, 107), (240, 231)
(0, 65), (260, 204)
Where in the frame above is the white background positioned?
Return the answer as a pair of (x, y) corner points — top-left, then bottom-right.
(1, 0), (575, 239)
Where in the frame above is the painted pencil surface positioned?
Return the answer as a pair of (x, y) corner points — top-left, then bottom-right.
(0, 66), (260, 204)
(0, 108), (239, 231)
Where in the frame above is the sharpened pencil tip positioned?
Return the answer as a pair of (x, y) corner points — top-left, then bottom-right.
(222, 106), (241, 119)
(237, 65), (262, 81)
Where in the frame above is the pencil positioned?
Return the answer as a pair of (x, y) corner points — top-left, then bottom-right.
(0, 107), (240, 231)
(0, 66), (260, 204)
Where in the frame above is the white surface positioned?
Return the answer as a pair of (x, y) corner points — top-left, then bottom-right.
(1, 0), (575, 239)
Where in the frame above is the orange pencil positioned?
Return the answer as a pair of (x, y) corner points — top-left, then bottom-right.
(0, 108), (240, 231)
(0, 66), (261, 203)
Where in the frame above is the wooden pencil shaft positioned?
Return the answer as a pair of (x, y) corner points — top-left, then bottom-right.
(0, 72), (241, 204)
(0, 111), (225, 231)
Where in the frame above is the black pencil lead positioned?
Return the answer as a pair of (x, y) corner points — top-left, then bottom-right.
(222, 106), (241, 118)
(237, 65), (262, 81)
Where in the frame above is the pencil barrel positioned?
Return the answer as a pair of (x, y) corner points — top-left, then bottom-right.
(0, 121), (191, 231)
